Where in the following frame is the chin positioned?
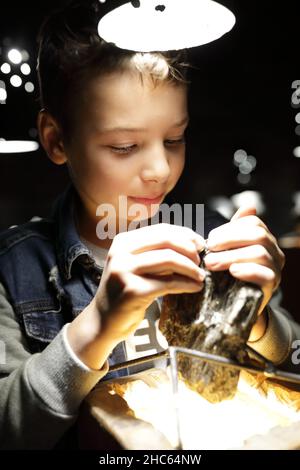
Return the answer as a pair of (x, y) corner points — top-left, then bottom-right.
(127, 203), (161, 224)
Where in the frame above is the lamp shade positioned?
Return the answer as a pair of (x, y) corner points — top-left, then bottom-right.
(98, 0), (236, 52)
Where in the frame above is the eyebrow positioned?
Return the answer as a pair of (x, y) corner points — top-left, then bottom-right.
(99, 117), (189, 134)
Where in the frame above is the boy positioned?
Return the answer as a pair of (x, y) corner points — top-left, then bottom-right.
(0, 1), (299, 449)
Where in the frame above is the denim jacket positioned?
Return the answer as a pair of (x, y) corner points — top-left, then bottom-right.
(0, 184), (226, 380)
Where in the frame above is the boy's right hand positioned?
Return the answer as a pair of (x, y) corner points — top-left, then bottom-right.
(67, 224), (205, 369)
(94, 223), (205, 343)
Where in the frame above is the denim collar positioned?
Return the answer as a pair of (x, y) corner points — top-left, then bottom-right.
(51, 184), (96, 280)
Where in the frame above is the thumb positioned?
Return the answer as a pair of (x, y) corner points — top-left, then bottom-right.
(231, 206), (257, 222)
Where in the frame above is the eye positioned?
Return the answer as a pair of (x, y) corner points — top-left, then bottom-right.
(109, 145), (137, 154)
(165, 137), (186, 146)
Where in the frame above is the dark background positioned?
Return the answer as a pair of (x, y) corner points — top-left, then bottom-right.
(0, 0), (300, 237)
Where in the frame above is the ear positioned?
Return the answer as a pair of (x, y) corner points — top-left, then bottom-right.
(37, 110), (67, 165)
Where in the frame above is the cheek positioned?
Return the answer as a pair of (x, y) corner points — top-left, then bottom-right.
(171, 152), (186, 181)
(90, 157), (135, 197)
(71, 150), (114, 182)
(97, 158), (133, 181)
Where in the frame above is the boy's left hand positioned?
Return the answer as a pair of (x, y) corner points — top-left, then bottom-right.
(205, 206), (285, 338)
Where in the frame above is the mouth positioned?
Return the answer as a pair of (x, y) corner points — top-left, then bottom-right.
(128, 194), (164, 205)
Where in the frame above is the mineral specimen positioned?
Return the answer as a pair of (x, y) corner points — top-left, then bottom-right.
(159, 255), (263, 403)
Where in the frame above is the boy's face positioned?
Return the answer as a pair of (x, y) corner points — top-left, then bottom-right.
(65, 70), (188, 227)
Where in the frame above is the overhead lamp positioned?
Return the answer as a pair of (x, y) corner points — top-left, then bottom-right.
(98, 0), (236, 52)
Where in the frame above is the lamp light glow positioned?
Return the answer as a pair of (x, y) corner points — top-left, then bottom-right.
(98, 0), (236, 52)
(0, 140), (39, 154)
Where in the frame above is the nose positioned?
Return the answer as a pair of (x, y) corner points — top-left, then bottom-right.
(140, 143), (170, 184)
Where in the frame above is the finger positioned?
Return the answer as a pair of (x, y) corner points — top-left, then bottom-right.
(204, 244), (275, 271)
(130, 223), (205, 252)
(122, 249), (206, 283)
(230, 206), (257, 222)
(207, 223), (284, 273)
(127, 272), (205, 298)
(229, 262), (277, 289)
(209, 215), (269, 243)
(109, 223), (205, 264)
(207, 223), (276, 253)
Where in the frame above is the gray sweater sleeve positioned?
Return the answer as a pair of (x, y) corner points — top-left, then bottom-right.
(0, 283), (108, 449)
(247, 305), (300, 371)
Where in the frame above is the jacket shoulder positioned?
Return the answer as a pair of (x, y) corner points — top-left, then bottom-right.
(0, 218), (55, 256)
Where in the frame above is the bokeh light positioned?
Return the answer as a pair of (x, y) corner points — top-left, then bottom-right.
(20, 63), (31, 76)
(10, 75), (22, 87)
(0, 63), (11, 74)
(239, 160), (253, 175)
(293, 146), (300, 158)
(233, 149), (247, 166)
(237, 173), (251, 185)
(21, 50), (30, 62)
(247, 155), (257, 170)
(25, 82), (34, 93)
(231, 190), (265, 215)
(28, 128), (38, 138)
(8, 48), (22, 64)
(0, 87), (7, 103)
